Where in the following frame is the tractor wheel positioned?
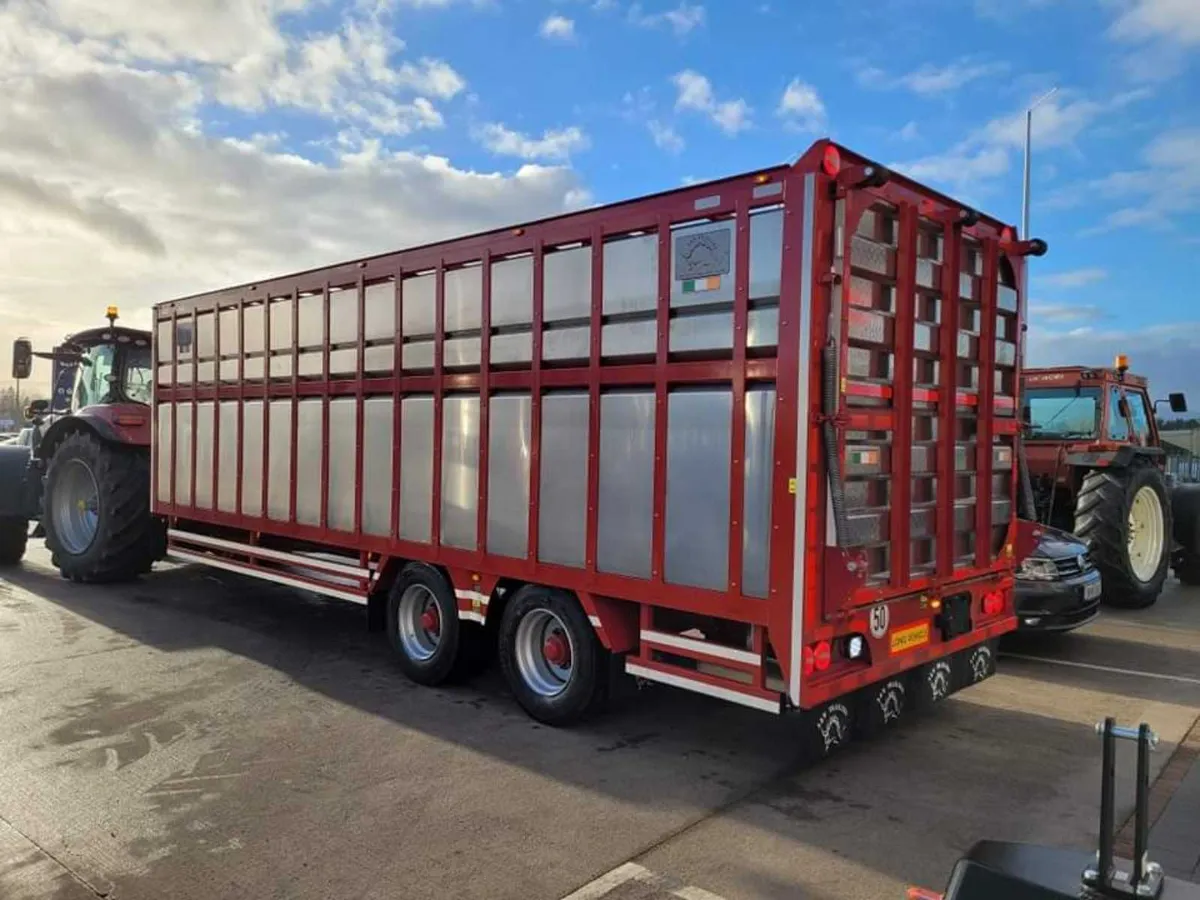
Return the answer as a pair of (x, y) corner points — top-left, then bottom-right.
(0, 517), (28, 565)
(1074, 461), (1171, 609)
(1171, 484), (1200, 586)
(43, 431), (160, 583)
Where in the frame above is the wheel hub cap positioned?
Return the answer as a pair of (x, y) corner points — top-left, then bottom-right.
(543, 634), (570, 667)
(420, 608), (440, 634)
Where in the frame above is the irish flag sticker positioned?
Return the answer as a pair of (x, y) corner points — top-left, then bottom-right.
(681, 275), (721, 293)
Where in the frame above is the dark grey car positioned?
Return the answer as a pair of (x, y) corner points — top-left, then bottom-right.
(1014, 525), (1102, 632)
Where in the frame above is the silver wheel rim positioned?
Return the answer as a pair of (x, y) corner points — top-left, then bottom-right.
(54, 459), (100, 555)
(514, 609), (574, 698)
(1128, 485), (1165, 583)
(397, 584), (442, 662)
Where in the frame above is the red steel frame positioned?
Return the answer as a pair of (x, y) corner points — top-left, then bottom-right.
(151, 140), (1028, 711)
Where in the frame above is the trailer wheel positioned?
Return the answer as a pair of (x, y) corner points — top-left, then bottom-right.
(1074, 461), (1171, 609)
(498, 586), (607, 726)
(386, 564), (462, 686)
(43, 432), (159, 583)
(1174, 553), (1200, 587)
(0, 517), (28, 565)
(1170, 484), (1200, 586)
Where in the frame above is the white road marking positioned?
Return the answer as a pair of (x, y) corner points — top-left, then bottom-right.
(560, 863), (652, 900)
(559, 862), (729, 900)
(1003, 653), (1200, 686)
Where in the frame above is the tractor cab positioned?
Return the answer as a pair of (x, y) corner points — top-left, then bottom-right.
(17, 307), (155, 451)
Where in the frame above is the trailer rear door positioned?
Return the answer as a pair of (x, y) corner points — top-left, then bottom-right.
(818, 172), (1021, 616)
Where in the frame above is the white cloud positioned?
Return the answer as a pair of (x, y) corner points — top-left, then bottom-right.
(475, 123), (590, 161)
(671, 70), (750, 135)
(1110, 0), (1200, 45)
(859, 59), (1007, 96)
(1029, 303), (1108, 324)
(893, 146), (1010, 193)
(0, 0), (584, 376)
(1028, 321), (1200, 403)
(1038, 268), (1109, 289)
(648, 120), (684, 153)
(629, 2), (705, 36)
(895, 120), (920, 142)
(540, 14), (577, 41)
(776, 78), (826, 131)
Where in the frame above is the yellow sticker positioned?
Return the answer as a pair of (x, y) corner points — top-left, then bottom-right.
(788, 477), (797, 494)
(889, 622), (931, 655)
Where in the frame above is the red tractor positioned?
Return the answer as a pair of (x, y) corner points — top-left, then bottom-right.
(0, 307), (164, 577)
(1021, 357), (1200, 608)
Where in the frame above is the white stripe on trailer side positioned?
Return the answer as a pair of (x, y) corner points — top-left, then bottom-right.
(454, 588), (490, 605)
(789, 171), (816, 709)
(625, 662), (781, 714)
(639, 630), (760, 667)
(167, 529), (368, 579)
(458, 610), (487, 625)
(168, 550), (368, 604)
(587, 615), (603, 629)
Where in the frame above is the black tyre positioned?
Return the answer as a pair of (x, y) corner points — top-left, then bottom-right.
(43, 432), (160, 583)
(1074, 461), (1171, 609)
(0, 517), (28, 565)
(386, 563), (463, 686)
(497, 586), (607, 726)
(1175, 552), (1200, 586)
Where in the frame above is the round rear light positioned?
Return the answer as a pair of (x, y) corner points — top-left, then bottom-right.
(1001, 226), (1016, 244)
(821, 145), (841, 178)
(802, 645), (815, 677)
(813, 640), (832, 672)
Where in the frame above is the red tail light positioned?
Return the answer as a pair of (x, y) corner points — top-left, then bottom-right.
(821, 145), (841, 177)
(813, 640), (832, 672)
(982, 591), (1005, 615)
(802, 645), (815, 677)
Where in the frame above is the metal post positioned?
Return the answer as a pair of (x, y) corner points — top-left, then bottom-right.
(1132, 723), (1151, 887)
(1098, 716), (1117, 886)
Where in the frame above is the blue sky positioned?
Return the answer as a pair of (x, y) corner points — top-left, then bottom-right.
(1, 0), (1199, 395)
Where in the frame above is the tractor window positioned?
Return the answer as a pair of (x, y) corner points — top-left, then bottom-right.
(122, 345), (152, 405)
(1107, 390), (1132, 441)
(1024, 387), (1100, 439)
(73, 344), (116, 410)
(1127, 391), (1153, 443)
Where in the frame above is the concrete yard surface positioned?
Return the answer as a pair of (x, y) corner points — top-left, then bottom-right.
(1, 543), (1199, 900)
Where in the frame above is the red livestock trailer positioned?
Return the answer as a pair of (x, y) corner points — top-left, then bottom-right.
(144, 140), (1044, 745)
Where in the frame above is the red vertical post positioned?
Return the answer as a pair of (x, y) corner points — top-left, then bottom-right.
(354, 274), (366, 537)
(890, 203), (917, 588)
(390, 269), (404, 540)
(431, 260), (445, 549)
(212, 304), (222, 510)
(261, 296), (272, 521)
(170, 309), (178, 509)
(527, 241), (545, 569)
(936, 221), (962, 577)
(289, 288), (300, 524)
(651, 213), (670, 582)
(584, 231), (603, 573)
(728, 200), (750, 595)
(477, 253), (492, 557)
(320, 283), (331, 530)
(190, 308), (199, 510)
(975, 239), (998, 568)
(235, 298), (246, 518)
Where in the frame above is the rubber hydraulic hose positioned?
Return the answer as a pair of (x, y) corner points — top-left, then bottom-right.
(821, 341), (850, 548)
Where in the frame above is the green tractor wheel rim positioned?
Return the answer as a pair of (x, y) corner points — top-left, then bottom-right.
(1127, 485), (1164, 583)
(54, 459), (101, 555)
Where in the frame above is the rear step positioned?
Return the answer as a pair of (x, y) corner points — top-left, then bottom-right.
(627, 628), (784, 714)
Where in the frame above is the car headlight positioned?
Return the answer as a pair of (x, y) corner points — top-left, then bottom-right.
(1017, 557), (1059, 581)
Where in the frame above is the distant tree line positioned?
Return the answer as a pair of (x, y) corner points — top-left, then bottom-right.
(1158, 418), (1200, 431)
(0, 386), (47, 427)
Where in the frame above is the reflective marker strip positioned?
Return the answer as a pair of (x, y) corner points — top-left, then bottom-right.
(625, 662), (781, 714)
(168, 550), (367, 604)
